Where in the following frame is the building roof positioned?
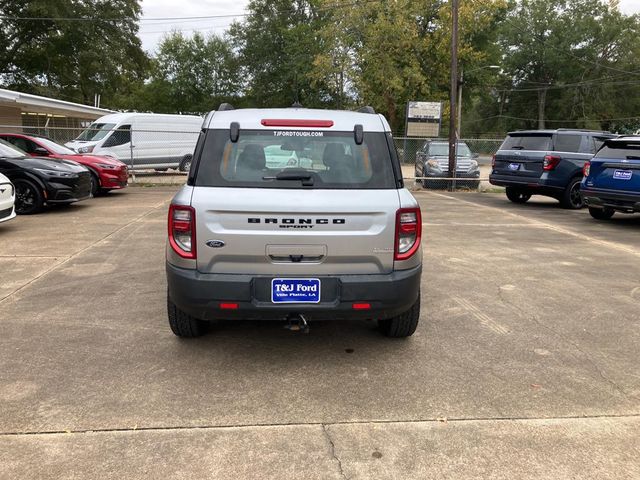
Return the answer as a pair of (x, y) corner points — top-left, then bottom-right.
(0, 88), (113, 119)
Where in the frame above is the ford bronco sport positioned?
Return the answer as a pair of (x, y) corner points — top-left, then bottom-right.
(166, 105), (423, 338)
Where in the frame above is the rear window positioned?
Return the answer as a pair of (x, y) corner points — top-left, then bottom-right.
(594, 142), (640, 160)
(194, 129), (396, 189)
(500, 134), (552, 151)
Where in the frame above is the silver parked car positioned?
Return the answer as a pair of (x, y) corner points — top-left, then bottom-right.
(166, 105), (423, 338)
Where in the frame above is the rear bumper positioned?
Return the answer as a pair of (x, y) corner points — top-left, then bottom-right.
(582, 187), (640, 213)
(489, 174), (564, 191)
(166, 263), (422, 321)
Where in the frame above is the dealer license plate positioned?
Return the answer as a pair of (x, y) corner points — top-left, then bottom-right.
(613, 169), (632, 180)
(271, 278), (321, 303)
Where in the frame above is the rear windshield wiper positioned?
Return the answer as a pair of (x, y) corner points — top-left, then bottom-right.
(263, 171), (314, 186)
(511, 146), (524, 150)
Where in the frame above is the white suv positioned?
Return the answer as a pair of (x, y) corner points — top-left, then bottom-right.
(166, 105), (423, 337)
(0, 173), (16, 224)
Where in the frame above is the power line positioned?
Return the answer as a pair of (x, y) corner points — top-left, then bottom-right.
(489, 78), (640, 93)
(464, 114), (640, 125)
(0, 0), (382, 23)
(498, 7), (640, 77)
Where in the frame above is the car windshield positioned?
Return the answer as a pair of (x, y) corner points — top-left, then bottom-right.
(75, 123), (116, 141)
(36, 137), (77, 155)
(0, 139), (27, 158)
(195, 129), (396, 189)
(429, 143), (472, 157)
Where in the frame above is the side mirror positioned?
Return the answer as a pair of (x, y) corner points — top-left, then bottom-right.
(473, 153), (479, 159)
(34, 147), (49, 156)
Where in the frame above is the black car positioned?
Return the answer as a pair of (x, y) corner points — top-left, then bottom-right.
(490, 129), (617, 209)
(0, 139), (92, 214)
(415, 141), (480, 189)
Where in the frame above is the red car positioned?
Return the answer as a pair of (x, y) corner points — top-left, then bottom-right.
(0, 133), (128, 196)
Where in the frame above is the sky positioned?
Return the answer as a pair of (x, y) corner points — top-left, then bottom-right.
(138, 0), (640, 53)
(138, 0), (250, 53)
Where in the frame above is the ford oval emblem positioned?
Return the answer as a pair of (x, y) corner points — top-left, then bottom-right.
(206, 240), (225, 248)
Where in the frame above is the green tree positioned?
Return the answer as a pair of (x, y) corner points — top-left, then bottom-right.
(312, 0), (508, 133)
(228, 0), (332, 108)
(474, 0), (640, 134)
(138, 32), (241, 114)
(0, 0), (148, 108)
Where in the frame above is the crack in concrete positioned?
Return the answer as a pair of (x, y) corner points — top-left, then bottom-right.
(2, 413), (639, 438)
(321, 424), (348, 480)
(496, 285), (639, 402)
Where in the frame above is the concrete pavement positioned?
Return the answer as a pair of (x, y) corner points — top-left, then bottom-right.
(0, 187), (638, 479)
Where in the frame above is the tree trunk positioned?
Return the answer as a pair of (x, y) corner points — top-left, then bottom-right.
(537, 87), (548, 129)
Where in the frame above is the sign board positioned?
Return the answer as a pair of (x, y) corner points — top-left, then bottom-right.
(407, 102), (442, 120)
(405, 101), (442, 138)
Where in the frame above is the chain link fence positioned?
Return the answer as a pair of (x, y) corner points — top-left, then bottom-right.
(393, 137), (504, 190)
(0, 125), (505, 190)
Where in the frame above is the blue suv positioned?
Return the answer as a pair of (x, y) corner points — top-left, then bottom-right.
(490, 129), (617, 209)
(582, 136), (640, 219)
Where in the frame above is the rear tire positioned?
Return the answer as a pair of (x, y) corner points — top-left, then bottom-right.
(505, 187), (531, 204)
(560, 177), (584, 209)
(14, 178), (44, 214)
(167, 292), (206, 338)
(378, 294), (420, 338)
(589, 207), (615, 220)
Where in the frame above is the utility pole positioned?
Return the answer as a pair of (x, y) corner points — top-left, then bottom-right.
(448, 0), (459, 191)
(457, 65), (463, 137)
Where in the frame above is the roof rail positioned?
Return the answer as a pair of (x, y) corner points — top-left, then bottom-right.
(357, 106), (376, 114)
(218, 103), (235, 111)
(556, 128), (610, 133)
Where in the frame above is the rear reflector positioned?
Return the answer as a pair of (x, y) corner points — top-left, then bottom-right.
(261, 119), (334, 128)
(352, 303), (371, 310)
(220, 303), (239, 310)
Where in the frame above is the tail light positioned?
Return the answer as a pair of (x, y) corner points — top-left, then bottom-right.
(583, 161), (591, 176)
(543, 155), (561, 171)
(168, 204), (196, 259)
(491, 154), (496, 168)
(395, 207), (422, 261)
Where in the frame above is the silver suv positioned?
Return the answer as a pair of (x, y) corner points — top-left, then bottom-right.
(166, 105), (423, 337)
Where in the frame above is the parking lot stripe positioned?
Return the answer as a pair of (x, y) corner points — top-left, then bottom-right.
(421, 192), (640, 257)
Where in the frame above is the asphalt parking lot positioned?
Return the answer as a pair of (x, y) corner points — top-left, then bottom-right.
(0, 187), (638, 479)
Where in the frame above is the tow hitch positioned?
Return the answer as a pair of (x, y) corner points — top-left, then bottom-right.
(284, 313), (310, 334)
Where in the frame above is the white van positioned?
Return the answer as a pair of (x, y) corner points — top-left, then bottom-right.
(66, 113), (203, 171)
